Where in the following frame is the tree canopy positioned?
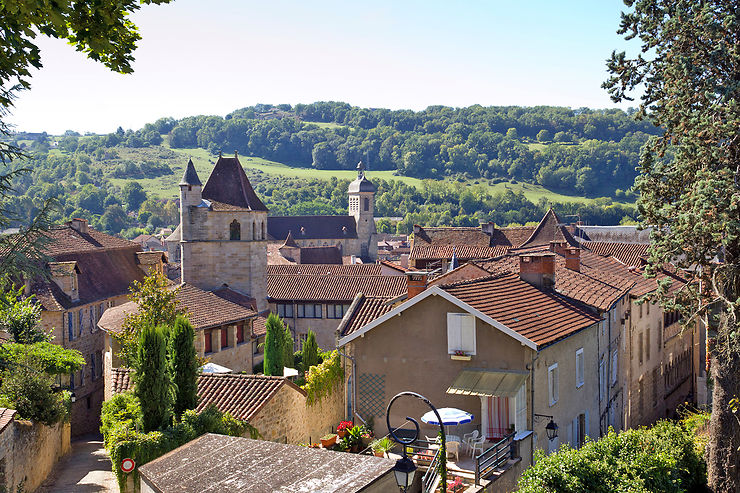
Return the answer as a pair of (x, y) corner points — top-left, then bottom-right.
(604, 0), (739, 489)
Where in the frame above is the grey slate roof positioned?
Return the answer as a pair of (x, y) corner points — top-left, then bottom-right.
(573, 225), (652, 244)
(201, 155), (268, 211)
(138, 433), (395, 493)
(267, 215), (358, 240)
(179, 159), (202, 186)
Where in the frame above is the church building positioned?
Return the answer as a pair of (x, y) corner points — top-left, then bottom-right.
(171, 154), (378, 311)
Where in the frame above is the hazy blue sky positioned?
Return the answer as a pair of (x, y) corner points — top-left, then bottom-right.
(10, 0), (636, 134)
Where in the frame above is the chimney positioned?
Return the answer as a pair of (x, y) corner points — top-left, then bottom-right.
(480, 221), (495, 236)
(549, 241), (568, 256)
(350, 255), (357, 265)
(565, 247), (581, 272)
(519, 253), (555, 290)
(69, 218), (89, 234)
(413, 224), (422, 235)
(406, 271), (428, 299)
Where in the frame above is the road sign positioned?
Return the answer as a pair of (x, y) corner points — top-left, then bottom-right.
(121, 458), (135, 473)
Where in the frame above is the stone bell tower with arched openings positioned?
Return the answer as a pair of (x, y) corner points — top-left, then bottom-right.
(347, 162), (377, 260)
(178, 154), (268, 311)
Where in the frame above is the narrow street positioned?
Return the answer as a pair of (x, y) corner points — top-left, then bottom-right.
(35, 435), (117, 493)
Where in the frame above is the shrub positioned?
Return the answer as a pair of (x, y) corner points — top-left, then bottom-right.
(263, 313), (284, 376)
(134, 325), (173, 432)
(0, 360), (69, 425)
(0, 342), (84, 375)
(301, 330), (319, 371)
(169, 316), (198, 419)
(302, 350), (343, 405)
(517, 420), (707, 493)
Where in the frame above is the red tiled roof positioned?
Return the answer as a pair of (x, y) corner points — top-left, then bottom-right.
(379, 259), (409, 272)
(99, 283), (257, 333)
(43, 224), (138, 255)
(0, 408), (17, 433)
(267, 274), (407, 302)
(252, 315), (267, 337)
(110, 369), (303, 421)
(212, 287), (258, 311)
(414, 227), (492, 247)
(411, 244), (509, 261)
(338, 295), (396, 337)
(582, 241), (650, 267)
(440, 273), (601, 348)
(267, 264), (382, 276)
(491, 227), (536, 247)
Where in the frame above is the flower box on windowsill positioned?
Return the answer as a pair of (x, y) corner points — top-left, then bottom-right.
(450, 354), (472, 361)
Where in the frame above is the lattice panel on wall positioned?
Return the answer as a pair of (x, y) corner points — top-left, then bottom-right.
(358, 373), (386, 418)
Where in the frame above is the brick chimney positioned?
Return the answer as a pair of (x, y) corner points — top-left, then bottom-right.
(69, 218), (89, 234)
(406, 271), (428, 299)
(549, 241), (568, 256)
(413, 224), (423, 235)
(519, 253), (555, 290)
(565, 247), (581, 272)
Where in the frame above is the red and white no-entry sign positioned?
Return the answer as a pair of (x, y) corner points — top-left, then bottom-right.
(121, 458), (135, 473)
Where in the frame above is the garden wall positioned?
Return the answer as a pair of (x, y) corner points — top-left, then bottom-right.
(0, 412), (70, 492)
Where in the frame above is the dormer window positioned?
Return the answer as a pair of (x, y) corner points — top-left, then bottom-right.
(230, 220), (241, 240)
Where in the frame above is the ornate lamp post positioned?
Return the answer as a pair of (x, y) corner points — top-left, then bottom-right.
(534, 413), (559, 441)
(385, 391), (447, 492)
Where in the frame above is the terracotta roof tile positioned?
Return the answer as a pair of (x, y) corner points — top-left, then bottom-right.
(492, 226), (536, 247)
(111, 369), (301, 421)
(582, 241), (650, 267)
(267, 274), (407, 302)
(42, 224), (138, 255)
(410, 244), (509, 261)
(338, 295), (396, 337)
(267, 264), (382, 276)
(519, 209), (579, 248)
(212, 287), (258, 311)
(0, 408), (17, 433)
(440, 273), (601, 348)
(99, 283), (257, 333)
(252, 316), (267, 337)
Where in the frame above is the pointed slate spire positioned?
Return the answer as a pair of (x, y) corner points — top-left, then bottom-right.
(448, 247), (459, 272)
(179, 159), (202, 186)
(281, 231), (299, 248)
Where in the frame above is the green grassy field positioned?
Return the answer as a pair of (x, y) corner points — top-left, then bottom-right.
(87, 141), (634, 206)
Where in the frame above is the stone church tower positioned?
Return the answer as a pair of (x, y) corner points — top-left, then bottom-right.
(178, 155), (268, 311)
(348, 162), (378, 260)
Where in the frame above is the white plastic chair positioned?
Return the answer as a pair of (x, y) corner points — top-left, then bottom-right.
(469, 435), (485, 457)
(425, 435), (440, 444)
(462, 430), (479, 452)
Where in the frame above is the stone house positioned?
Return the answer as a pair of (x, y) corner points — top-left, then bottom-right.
(337, 260), (603, 486)
(266, 265), (407, 350)
(99, 283), (260, 383)
(29, 218), (163, 436)
(109, 369), (344, 445)
(138, 434), (395, 493)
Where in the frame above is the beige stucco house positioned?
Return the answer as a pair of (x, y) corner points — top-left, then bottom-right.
(338, 253), (603, 487)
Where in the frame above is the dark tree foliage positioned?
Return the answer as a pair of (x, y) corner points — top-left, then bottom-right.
(604, 1), (739, 490)
(134, 324), (173, 432)
(169, 315), (198, 420)
(263, 314), (284, 376)
(282, 323), (294, 370)
(301, 330), (319, 371)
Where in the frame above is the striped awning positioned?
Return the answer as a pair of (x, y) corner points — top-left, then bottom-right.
(446, 368), (528, 398)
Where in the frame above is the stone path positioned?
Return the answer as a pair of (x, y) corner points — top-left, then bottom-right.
(35, 434), (118, 493)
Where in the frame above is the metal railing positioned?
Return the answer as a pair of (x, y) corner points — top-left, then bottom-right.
(422, 446), (442, 493)
(475, 432), (515, 485)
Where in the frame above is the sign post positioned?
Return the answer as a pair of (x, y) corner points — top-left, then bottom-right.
(121, 458), (135, 474)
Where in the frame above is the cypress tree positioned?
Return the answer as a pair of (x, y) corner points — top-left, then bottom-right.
(263, 314), (284, 376)
(169, 315), (198, 419)
(282, 323), (294, 369)
(301, 330), (319, 371)
(134, 324), (173, 432)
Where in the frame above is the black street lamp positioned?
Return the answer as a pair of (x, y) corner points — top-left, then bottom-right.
(534, 413), (559, 441)
(386, 391), (447, 492)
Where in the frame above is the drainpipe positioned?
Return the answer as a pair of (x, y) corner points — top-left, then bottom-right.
(337, 348), (357, 422)
(527, 350), (539, 466)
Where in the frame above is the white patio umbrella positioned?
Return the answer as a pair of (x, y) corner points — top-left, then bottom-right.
(421, 408), (474, 426)
(200, 362), (232, 374)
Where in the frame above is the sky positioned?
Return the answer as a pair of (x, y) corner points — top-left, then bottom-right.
(10, 0), (636, 134)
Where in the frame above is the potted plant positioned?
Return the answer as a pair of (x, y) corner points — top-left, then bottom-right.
(346, 425), (364, 452)
(320, 433), (337, 448)
(361, 430), (373, 449)
(370, 437), (394, 457)
(450, 349), (471, 361)
(337, 420), (353, 439)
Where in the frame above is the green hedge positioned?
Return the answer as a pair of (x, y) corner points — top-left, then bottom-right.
(517, 420), (707, 493)
(302, 350), (343, 405)
(101, 392), (259, 492)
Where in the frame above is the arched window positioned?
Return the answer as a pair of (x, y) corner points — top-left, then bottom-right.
(261, 221), (266, 240)
(229, 220), (241, 240)
(252, 222), (256, 240)
(363, 197), (370, 211)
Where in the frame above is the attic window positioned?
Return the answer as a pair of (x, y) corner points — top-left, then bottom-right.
(230, 220), (241, 240)
(342, 226), (347, 236)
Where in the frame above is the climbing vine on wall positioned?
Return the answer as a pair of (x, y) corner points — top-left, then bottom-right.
(302, 350), (344, 406)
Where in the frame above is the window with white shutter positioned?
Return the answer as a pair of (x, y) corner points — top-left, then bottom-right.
(548, 363), (559, 406)
(575, 348), (584, 388)
(447, 313), (476, 355)
(610, 349), (618, 386)
(599, 357), (606, 402)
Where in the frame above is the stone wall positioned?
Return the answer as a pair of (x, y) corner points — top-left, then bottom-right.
(250, 381), (345, 445)
(0, 418), (70, 493)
